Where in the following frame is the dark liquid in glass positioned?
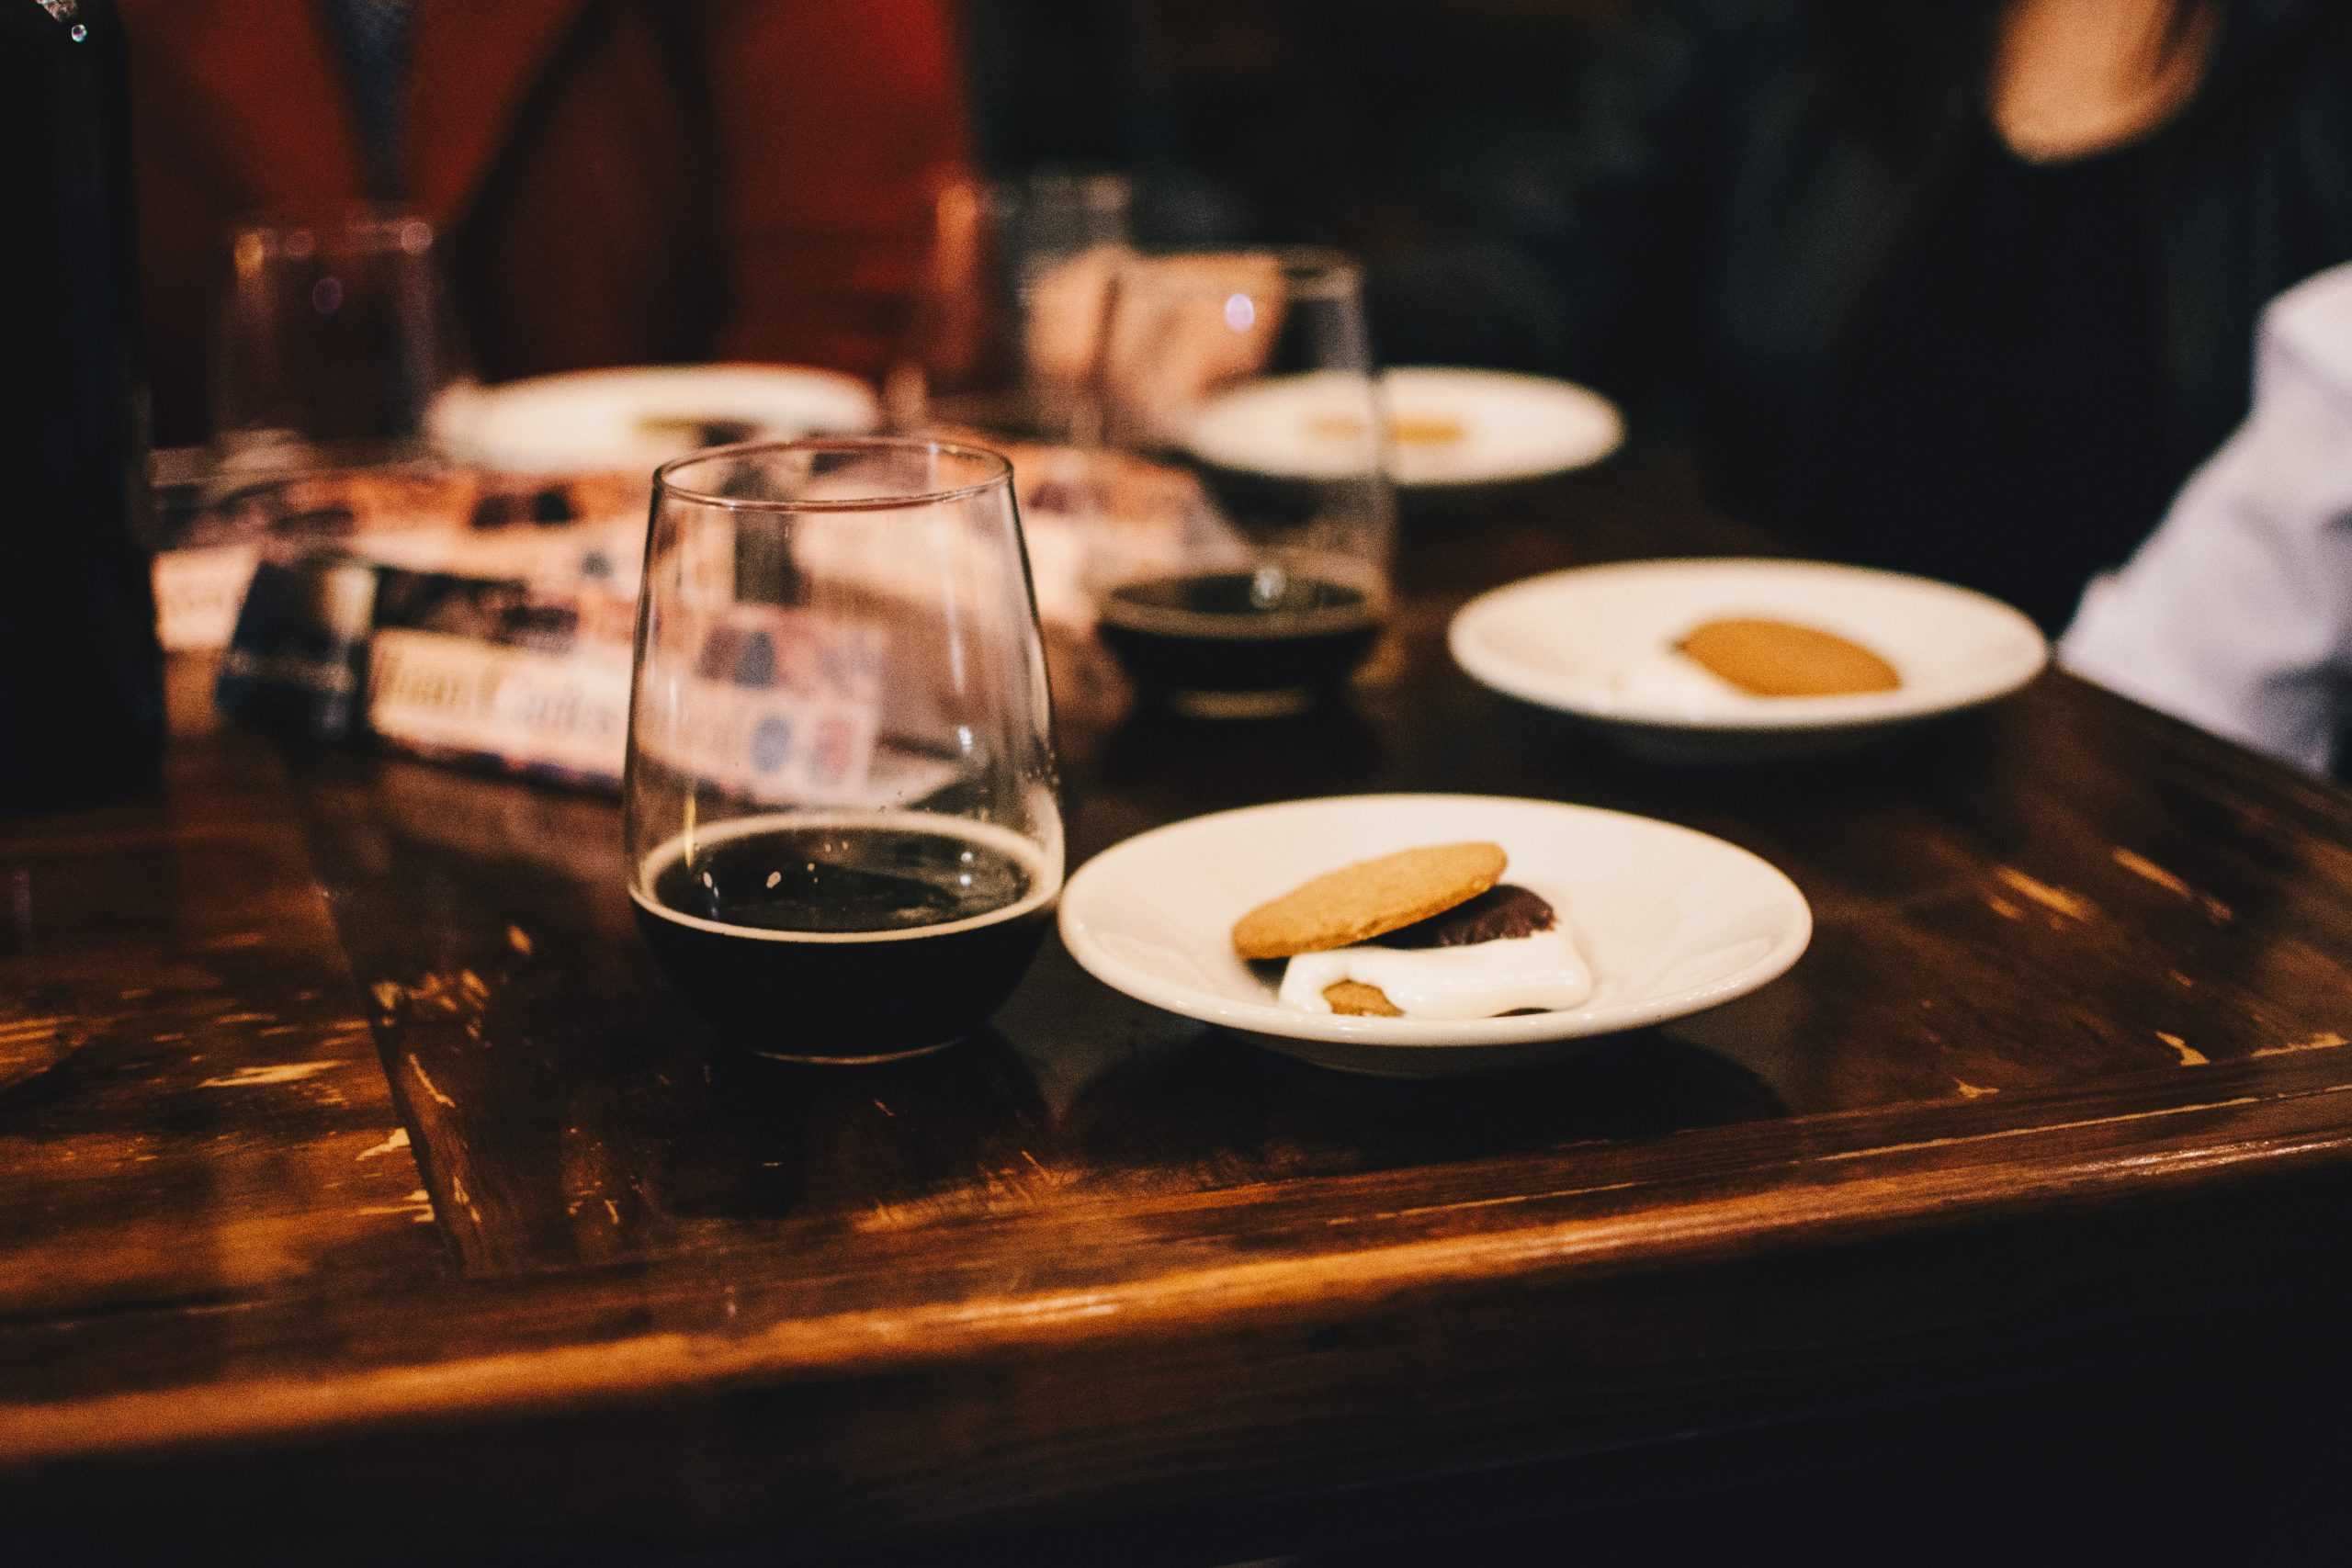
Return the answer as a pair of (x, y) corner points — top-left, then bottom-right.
(1096, 570), (1381, 710)
(633, 818), (1053, 1061)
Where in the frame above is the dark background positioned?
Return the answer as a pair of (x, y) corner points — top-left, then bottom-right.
(967, 0), (1623, 252)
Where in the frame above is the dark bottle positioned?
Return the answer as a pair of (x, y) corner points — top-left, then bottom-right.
(0, 0), (164, 810)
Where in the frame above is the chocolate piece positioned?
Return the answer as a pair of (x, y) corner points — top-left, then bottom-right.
(1374, 885), (1555, 949)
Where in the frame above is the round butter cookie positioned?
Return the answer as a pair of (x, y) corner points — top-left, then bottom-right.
(1678, 618), (1900, 697)
(1232, 841), (1507, 961)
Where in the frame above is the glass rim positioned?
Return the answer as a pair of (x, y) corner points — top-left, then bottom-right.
(652, 436), (1017, 513)
(985, 167), (1133, 215)
(1112, 244), (1363, 302)
(228, 202), (437, 253)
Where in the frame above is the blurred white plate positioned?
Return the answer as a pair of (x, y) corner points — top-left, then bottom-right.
(1057, 793), (1810, 1077)
(1450, 558), (2049, 756)
(430, 364), (880, 475)
(1190, 367), (1623, 488)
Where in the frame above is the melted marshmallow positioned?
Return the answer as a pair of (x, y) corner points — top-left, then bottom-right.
(1278, 927), (1593, 1020)
(1600, 647), (1760, 717)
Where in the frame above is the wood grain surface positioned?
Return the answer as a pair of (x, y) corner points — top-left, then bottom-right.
(5, 451), (2352, 1563)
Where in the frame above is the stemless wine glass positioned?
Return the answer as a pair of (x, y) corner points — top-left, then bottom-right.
(212, 205), (470, 473)
(624, 439), (1063, 1063)
(1083, 248), (1396, 718)
(888, 168), (1134, 443)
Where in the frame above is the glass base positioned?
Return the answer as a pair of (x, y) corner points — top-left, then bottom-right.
(739, 1035), (966, 1066)
(1161, 684), (1321, 720)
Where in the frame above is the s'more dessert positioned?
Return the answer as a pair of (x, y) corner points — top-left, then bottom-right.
(1232, 842), (1591, 1020)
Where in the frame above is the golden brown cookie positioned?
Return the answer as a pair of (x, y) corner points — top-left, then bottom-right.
(1323, 980), (1402, 1017)
(1232, 841), (1507, 960)
(1305, 413), (1467, 446)
(1387, 414), (1467, 446)
(1678, 617), (1901, 697)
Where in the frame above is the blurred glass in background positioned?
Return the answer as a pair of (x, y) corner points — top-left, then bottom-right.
(889, 169), (1133, 443)
(1081, 248), (1394, 718)
(213, 206), (469, 475)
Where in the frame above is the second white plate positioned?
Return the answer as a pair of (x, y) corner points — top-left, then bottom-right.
(1190, 367), (1624, 488)
(1449, 558), (2049, 750)
(430, 364), (881, 475)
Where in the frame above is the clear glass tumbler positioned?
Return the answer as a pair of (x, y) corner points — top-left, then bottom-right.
(1083, 248), (1396, 717)
(889, 169), (1135, 443)
(624, 439), (1063, 1063)
(212, 205), (469, 473)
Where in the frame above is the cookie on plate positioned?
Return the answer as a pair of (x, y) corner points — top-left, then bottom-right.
(1678, 617), (1900, 697)
(1322, 980), (1403, 1017)
(1232, 840), (1506, 961)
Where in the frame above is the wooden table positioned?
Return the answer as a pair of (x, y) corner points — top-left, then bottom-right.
(7, 450), (2352, 1563)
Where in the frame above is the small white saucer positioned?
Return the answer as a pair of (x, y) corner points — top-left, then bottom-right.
(430, 364), (880, 475)
(1450, 558), (2049, 758)
(1057, 794), (1810, 1076)
(1189, 367), (1623, 489)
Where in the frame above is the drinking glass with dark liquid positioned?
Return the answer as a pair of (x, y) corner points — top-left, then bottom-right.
(1082, 249), (1395, 718)
(212, 206), (469, 476)
(624, 440), (1063, 1063)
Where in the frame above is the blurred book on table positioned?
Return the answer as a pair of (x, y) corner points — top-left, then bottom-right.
(152, 434), (1206, 786)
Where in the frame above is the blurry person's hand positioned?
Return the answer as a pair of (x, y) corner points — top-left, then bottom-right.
(1993, 0), (2215, 161)
(1026, 251), (1286, 446)
(1022, 242), (1126, 393)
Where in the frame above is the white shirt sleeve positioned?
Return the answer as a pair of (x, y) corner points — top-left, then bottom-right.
(2060, 263), (2352, 776)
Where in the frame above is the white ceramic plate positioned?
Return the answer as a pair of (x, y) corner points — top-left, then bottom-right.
(1450, 558), (2049, 755)
(430, 364), (880, 475)
(1189, 367), (1623, 489)
(1057, 794), (1811, 1076)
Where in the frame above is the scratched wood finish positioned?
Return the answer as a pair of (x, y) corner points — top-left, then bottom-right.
(0, 684), (446, 1377)
(6, 451), (2352, 1562)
